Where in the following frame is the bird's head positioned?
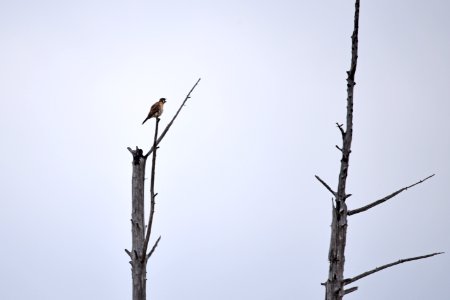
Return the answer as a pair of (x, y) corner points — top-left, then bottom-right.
(159, 98), (167, 103)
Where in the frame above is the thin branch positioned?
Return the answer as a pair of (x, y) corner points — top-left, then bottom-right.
(145, 78), (201, 158)
(344, 287), (358, 295)
(315, 175), (336, 196)
(348, 174), (435, 216)
(146, 236), (162, 261)
(343, 252), (444, 285)
(142, 118), (160, 262)
(124, 249), (132, 258)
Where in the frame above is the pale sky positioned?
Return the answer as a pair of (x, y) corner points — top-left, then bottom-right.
(1, 0), (449, 299)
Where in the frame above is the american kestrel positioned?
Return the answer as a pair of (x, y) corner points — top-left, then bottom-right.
(142, 98), (166, 125)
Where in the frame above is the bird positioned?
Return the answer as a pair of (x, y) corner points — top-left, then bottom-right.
(142, 98), (166, 124)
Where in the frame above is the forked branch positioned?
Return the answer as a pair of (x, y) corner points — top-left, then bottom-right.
(145, 78), (201, 158)
(336, 122), (345, 139)
(343, 252), (444, 285)
(348, 174), (435, 216)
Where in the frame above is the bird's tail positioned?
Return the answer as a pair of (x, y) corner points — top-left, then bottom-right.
(142, 117), (149, 125)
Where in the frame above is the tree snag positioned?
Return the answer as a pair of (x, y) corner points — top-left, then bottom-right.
(316, 2), (441, 299)
(125, 78), (201, 300)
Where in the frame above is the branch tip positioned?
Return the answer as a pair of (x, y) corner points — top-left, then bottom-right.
(335, 122), (345, 137)
(315, 175), (337, 196)
(125, 249), (132, 258)
(344, 287), (358, 295)
(147, 236), (162, 260)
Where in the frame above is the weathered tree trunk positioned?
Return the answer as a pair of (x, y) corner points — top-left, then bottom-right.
(324, 1), (359, 299)
(319, 1), (441, 298)
(128, 148), (147, 300)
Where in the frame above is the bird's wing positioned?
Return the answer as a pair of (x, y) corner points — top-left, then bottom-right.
(148, 102), (160, 118)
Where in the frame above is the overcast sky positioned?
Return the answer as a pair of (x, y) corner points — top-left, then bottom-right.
(1, 0), (449, 299)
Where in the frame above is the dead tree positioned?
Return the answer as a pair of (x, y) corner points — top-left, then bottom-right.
(125, 78), (201, 300)
(315, 1), (442, 299)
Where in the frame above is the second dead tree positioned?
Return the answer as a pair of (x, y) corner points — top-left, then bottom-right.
(315, 1), (442, 299)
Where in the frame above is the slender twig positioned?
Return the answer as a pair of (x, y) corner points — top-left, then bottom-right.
(344, 287), (358, 295)
(343, 252), (444, 285)
(124, 249), (132, 258)
(315, 175), (336, 196)
(348, 174), (435, 216)
(336, 122), (345, 138)
(146, 236), (162, 261)
(145, 78), (201, 158)
(142, 118), (160, 262)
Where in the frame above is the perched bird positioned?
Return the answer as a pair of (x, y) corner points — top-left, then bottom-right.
(142, 98), (166, 124)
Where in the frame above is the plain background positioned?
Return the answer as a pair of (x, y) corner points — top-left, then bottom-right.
(1, 0), (449, 299)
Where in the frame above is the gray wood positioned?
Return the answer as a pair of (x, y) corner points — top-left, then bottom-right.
(323, 1), (359, 299)
(126, 146), (147, 300)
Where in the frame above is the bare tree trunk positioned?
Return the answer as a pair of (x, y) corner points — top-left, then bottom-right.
(127, 148), (147, 300)
(127, 122), (161, 300)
